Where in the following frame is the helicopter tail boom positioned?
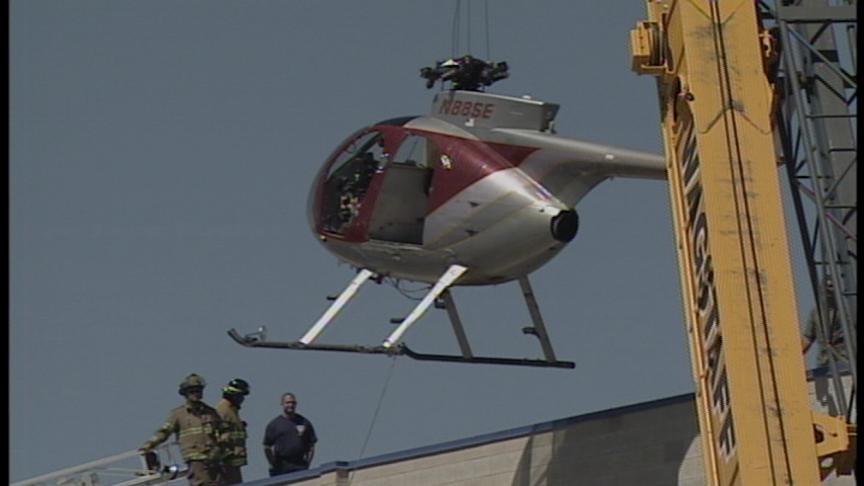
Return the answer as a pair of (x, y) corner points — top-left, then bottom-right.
(492, 128), (667, 181)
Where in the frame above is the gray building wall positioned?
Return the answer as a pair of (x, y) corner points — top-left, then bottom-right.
(248, 371), (854, 486)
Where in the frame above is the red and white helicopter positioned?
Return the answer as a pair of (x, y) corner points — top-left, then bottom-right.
(229, 57), (665, 368)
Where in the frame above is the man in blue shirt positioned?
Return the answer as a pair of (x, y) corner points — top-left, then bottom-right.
(263, 392), (317, 476)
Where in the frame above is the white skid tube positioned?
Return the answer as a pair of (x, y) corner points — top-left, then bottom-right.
(299, 269), (374, 344)
(382, 264), (468, 348)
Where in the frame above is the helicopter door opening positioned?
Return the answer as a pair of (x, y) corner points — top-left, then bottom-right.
(368, 134), (436, 245)
(321, 131), (387, 235)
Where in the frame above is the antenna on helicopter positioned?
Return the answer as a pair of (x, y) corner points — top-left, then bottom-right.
(420, 55), (509, 92)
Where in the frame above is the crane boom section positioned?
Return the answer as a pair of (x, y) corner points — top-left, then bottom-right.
(632, 1), (820, 484)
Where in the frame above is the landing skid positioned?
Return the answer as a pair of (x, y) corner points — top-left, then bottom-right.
(227, 329), (574, 369)
(228, 265), (575, 369)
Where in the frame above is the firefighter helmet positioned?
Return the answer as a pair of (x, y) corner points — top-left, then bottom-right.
(223, 378), (250, 396)
(178, 373), (206, 395)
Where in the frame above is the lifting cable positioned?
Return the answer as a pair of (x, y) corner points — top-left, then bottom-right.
(466, 0), (471, 54)
(347, 356), (398, 484)
(451, 0), (493, 59)
(451, 0), (461, 58)
(484, 0), (491, 60)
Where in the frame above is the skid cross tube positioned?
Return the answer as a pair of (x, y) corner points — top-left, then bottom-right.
(300, 268), (374, 345)
(227, 329), (574, 369)
(440, 290), (474, 359)
(383, 264), (468, 348)
(518, 276), (558, 362)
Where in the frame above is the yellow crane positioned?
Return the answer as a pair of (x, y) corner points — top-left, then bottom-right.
(630, 1), (855, 484)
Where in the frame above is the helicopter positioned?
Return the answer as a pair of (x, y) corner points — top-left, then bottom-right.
(229, 56), (666, 368)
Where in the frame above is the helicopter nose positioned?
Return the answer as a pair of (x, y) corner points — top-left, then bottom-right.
(550, 209), (579, 242)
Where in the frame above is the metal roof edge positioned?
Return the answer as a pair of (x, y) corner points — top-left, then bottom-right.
(245, 366), (849, 485)
(244, 392), (696, 485)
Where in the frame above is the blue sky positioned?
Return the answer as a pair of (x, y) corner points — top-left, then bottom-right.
(10, 1), (816, 481)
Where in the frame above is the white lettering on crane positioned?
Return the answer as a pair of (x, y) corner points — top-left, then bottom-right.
(679, 119), (737, 462)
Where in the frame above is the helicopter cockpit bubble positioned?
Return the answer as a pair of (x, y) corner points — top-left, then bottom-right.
(311, 122), (444, 246)
(318, 130), (387, 235)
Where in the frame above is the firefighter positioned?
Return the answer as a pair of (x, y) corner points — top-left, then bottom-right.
(140, 374), (226, 486)
(215, 378), (250, 485)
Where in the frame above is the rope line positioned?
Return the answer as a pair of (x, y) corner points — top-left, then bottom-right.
(346, 357), (398, 485)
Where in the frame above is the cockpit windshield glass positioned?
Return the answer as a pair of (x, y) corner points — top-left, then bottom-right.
(327, 131), (386, 181)
(321, 130), (387, 234)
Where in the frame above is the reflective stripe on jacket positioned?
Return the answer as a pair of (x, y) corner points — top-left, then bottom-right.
(216, 399), (248, 467)
(142, 401), (225, 463)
